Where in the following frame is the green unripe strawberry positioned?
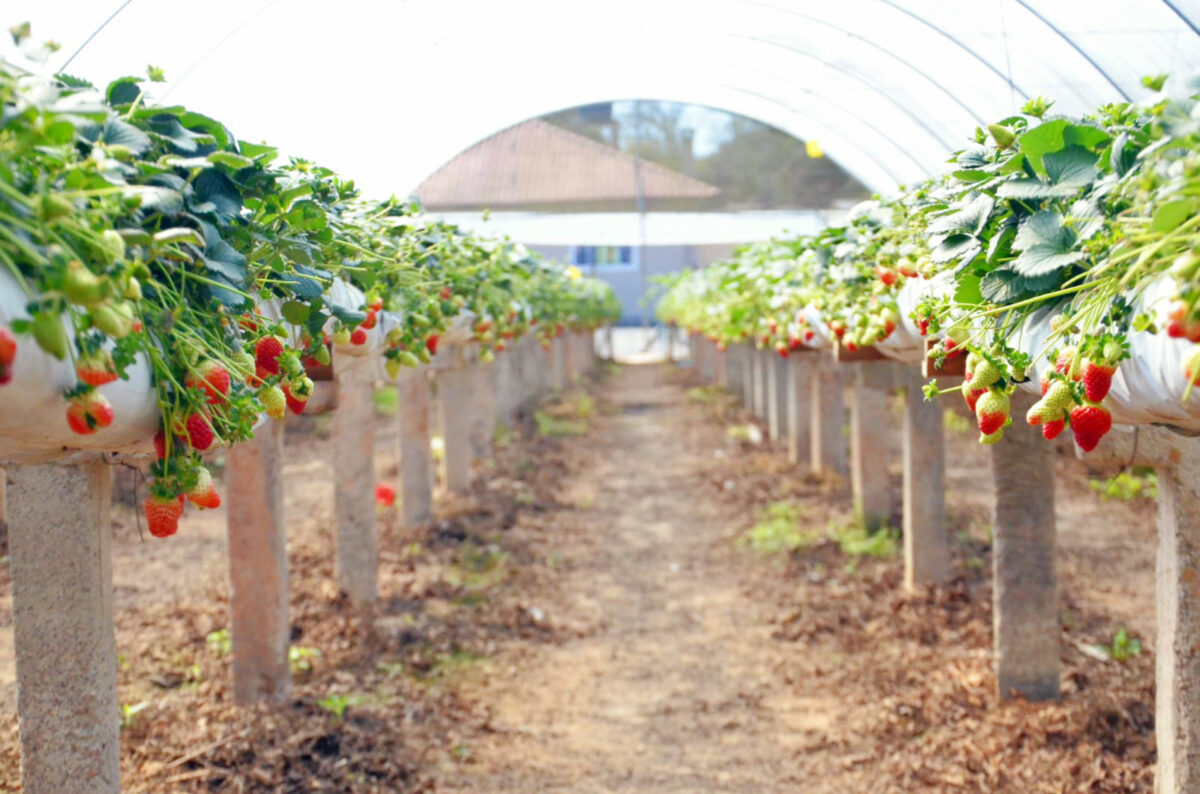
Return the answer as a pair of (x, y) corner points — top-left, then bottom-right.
(398, 350), (421, 368)
(91, 301), (133, 338)
(289, 375), (314, 399)
(32, 311), (69, 359)
(123, 277), (142, 301)
(332, 327), (351, 346)
(416, 346), (432, 364)
(967, 359), (1001, 390)
(98, 230), (125, 263)
(385, 357), (402, 379)
(314, 344), (331, 366)
(37, 193), (75, 222)
(259, 385), (287, 419)
(62, 261), (109, 306)
(987, 123), (1016, 149)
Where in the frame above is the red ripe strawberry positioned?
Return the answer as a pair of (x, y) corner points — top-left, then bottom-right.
(0, 363), (11, 385)
(804, 329), (815, 343)
(789, 336), (803, 351)
(776, 346), (789, 359)
(961, 380), (985, 412)
(426, 334), (440, 355)
(439, 286), (452, 300)
(975, 389), (1010, 436)
(187, 468), (221, 509)
(845, 340), (858, 353)
(1055, 348), (1081, 380)
(1070, 403), (1112, 452)
(144, 493), (184, 538)
(350, 327), (368, 346)
(1042, 418), (1066, 440)
(255, 336), (285, 375)
(917, 316), (930, 336)
(186, 360), (231, 405)
(76, 349), (118, 386)
(555, 323), (565, 338)
(66, 392), (115, 435)
(897, 260), (920, 278)
(1040, 372), (1050, 396)
(1081, 360), (1117, 403)
(185, 413), (215, 451)
(154, 428), (168, 459)
(283, 384), (308, 415)
(368, 296), (384, 312)
(362, 310), (378, 330)
(0, 327), (17, 366)
(375, 482), (396, 507)
(876, 266), (898, 286)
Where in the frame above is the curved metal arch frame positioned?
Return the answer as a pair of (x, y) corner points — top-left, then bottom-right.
(1010, 0), (1132, 101)
(875, 0), (1031, 101)
(733, 0), (988, 125)
(733, 32), (960, 151)
(713, 81), (912, 186)
(1162, 0), (1200, 36)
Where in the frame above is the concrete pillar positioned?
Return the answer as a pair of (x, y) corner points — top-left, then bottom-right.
(728, 345), (744, 401)
(786, 354), (812, 466)
(1155, 444), (1200, 792)
(439, 348), (473, 494)
(899, 367), (949, 588)
(751, 349), (768, 418)
(493, 350), (515, 430)
(9, 461), (119, 794)
(469, 353), (495, 462)
(396, 367), (434, 527)
(0, 466), (7, 550)
(333, 361), (378, 603)
(849, 363), (894, 527)
(226, 420), (291, 704)
(991, 390), (1058, 702)
(714, 343), (728, 388)
(563, 332), (577, 384)
(689, 335), (700, 373)
(740, 345), (754, 407)
(767, 353), (789, 442)
(811, 357), (848, 477)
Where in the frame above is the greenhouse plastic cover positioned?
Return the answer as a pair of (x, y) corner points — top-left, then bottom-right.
(5, 0), (1200, 199)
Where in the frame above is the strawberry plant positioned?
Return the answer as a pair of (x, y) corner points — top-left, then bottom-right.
(0, 28), (619, 538)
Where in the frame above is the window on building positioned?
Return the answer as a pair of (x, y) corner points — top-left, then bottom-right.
(569, 245), (637, 271)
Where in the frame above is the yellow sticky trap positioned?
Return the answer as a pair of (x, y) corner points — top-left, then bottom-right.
(566, 265), (583, 280)
(806, 140), (823, 158)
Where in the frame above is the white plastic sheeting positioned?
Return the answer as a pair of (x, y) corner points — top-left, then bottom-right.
(5, 1), (1199, 197)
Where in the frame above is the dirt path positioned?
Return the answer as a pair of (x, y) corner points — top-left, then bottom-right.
(440, 365), (831, 793)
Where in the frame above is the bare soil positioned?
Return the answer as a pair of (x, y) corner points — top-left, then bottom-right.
(0, 362), (1157, 792)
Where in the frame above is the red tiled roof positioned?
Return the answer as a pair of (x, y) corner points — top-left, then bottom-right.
(415, 119), (719, 209)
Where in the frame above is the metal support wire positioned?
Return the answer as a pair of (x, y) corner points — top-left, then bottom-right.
(1010, 0), (1132, 101)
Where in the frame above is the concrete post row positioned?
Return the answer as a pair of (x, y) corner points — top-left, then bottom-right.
(333, 359), (379, 604)
(786, 353), (813, 467)
(8, 460), (120, 794)
(468, 354), (495, 463)
(751, 349), (768, 419)
(767, 353), (789, 442)
(810, 356), (849, 477)
(990, 390), (1059, 703)
(395, 366), (435, 528)
(437, 345), (475, 495)
(898, 366), (949, 589)
(713, 341), (728, 387)
(848, 362), (897, 528)
(226, 420), (292, 704)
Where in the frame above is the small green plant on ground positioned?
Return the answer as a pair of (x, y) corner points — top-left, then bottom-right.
(120, 701), (151, 730)
(686, 385), (724, 404)
(373, 386), (400, 416)
(943, 409), (972, 434)
(316, 693), (364, 720)
(740, 501), (814, 555)
(289, 646), (322, 675)
(534, 410), (587, 437)
(493, 422), (513, 448)
(205, 628), (231, 657)
(575, 394), (595, 419)
(829, 520), (899, 558)
(1089, 467), (1158, 502)
(1096, 627), (1142, 662)
(726, 423), (763, 443)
